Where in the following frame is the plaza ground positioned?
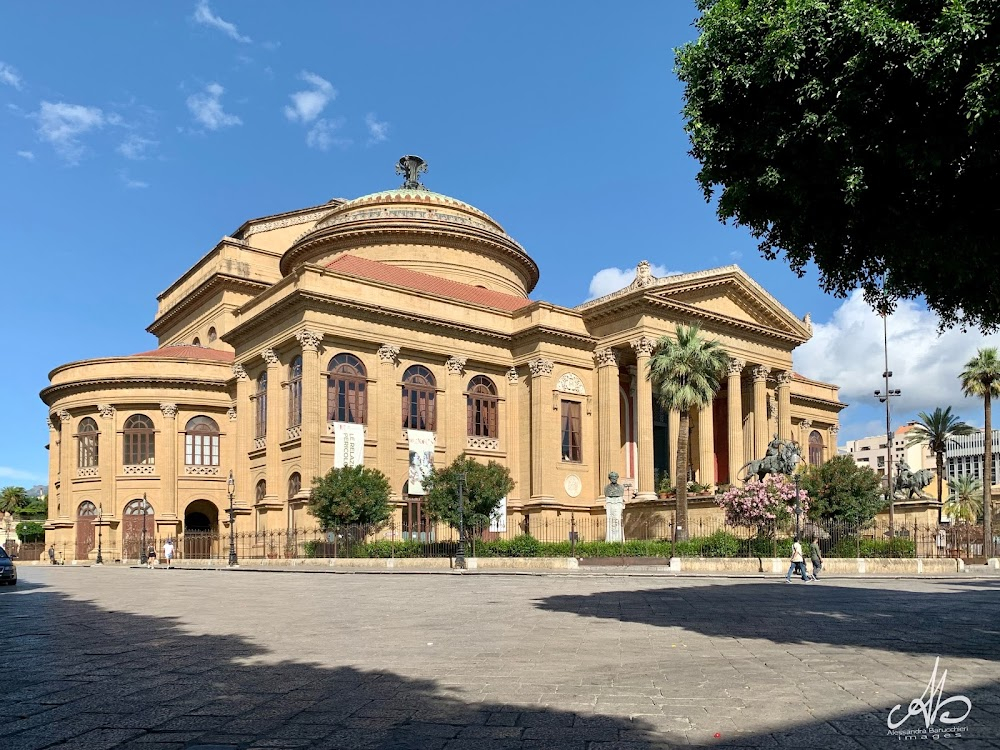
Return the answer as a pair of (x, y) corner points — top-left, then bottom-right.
(3, 568), (999, 749)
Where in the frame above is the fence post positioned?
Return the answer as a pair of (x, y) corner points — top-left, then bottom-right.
(570, 512), (576, 557)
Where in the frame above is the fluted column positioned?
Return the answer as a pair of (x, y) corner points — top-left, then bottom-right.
(232, 364), (251, 500)
(506, 368), (521, 502)
(529, 358), (555, 500)
(57, 410), (73, 517)
(751, 366), (770, 459)
(296, 330), (323, 488)
(631, 337), (656, 499)
(445, 356), (467, 463)
(776, 370), (792, 440)
(46, 417), (60, 520)
(668, 409), (680, 485)
(697, 398), (715, 488)
(726, 358), (745, 485)
(159, 403), (178, 519)
(263, 349), (282, 508)
(596, 348), (621, 495)
(376, 344), (400, 494)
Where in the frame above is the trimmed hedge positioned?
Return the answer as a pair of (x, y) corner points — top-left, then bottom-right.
(829, 537), (916, 558)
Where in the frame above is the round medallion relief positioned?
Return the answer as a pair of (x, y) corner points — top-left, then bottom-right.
(564, 474), (582, 498)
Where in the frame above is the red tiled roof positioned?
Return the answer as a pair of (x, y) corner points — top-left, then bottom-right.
(325, 254), (532, 312)
(131, 346), (235, 362)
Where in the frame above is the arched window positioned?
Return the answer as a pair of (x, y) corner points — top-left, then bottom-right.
(207, 327), (217, 343)
(808, 430), (824, 466)
(255, 372), (268, 438)
(123, 414), (155, 465)
(192, 337), (201, 347)
(402, 365), (436, 431)
(327, 353), (367, 424)
(288, 355), (303, 428)
(288, 472), (301, 499)
(255, 479), (267, 502)
(185, 416), (220, 466)
(466, 375), (498, 438)
(78, 500), (97, 517)
(77, 417), (99, 468)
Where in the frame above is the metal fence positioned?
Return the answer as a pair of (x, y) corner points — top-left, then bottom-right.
(31, 515), (985, 563)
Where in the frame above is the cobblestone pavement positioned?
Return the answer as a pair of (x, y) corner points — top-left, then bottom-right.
(3, 568), (999, 749)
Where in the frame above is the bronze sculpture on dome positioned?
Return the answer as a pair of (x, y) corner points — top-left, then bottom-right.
(396, 155), (428, 190)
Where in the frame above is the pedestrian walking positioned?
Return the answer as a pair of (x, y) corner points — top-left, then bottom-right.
(785, 537), (810, 582)
(48, 545), (56, 565)
(810, 534), (823, 581)
(163, 538), (174, 569)
(146, 544), (157, 569)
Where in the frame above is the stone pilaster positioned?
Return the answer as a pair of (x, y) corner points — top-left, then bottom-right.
(57, 410), (73, 518)
(776, 370), (792, 441)
(528, 358), (555, 501)
(697, 398), (715, 489)
(631, 337), (656, 499)
(232, 364), (251, 503)
(595, 348), (620, 496)
(296, 330), (323, 489)
(445, 356), (467, 463)
(726, 358), (745, 486)
(376, 344), (400, 493)
(262, 349), (282, 513)
(751, 365), (770, 459)
(46, 417), (61, 519)
(159, 403), (178, 519)
(505, 367), (521, 503)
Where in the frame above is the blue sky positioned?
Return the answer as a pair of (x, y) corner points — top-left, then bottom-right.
(1, 1), (995, 487)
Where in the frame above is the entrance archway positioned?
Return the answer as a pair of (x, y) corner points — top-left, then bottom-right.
(75, 501), (97, 561)
(122, 498), (155, 562)
(183, 500), (219, 559)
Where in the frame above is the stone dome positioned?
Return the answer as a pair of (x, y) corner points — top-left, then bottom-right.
(279, 160), (539, 298)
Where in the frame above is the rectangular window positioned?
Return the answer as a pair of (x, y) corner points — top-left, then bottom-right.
(289, 378), (302, 428)
(255, 393), (267, 439)
(561, 400), (582, 462)
(185, 434), (220, 466)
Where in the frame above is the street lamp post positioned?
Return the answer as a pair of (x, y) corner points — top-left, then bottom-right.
(873, 313), (902, 539)
(794, 474), (803, 541)
(96, 503), (104, 565)
(227, 470), (238, 567)
(455, 471), (467, 570)
(141, 492), (148, 565)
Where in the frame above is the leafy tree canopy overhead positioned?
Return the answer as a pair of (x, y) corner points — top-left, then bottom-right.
(800, 455), (886, 525)
(422, 454), (515, 535)
(308, 465), (393, 528)
(676, 0), (1000, 330)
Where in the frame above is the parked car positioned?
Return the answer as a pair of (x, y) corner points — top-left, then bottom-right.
(0, 547), (17, 586)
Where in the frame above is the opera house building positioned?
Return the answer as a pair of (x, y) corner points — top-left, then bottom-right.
(40, 156), (843, 559)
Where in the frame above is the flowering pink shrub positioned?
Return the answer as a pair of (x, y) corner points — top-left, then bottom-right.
(715, 473), (808, 528)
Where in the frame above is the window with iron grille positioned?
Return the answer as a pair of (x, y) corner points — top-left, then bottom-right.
(402, 365), (436, 431)
(255, 372), (268, 438)
(466, 375), (498, 438)
(77, 417), (99, 468)
(561, 400), (582, 462)
(185, 415), (220, 466)
(123, 414), (155, 465)
(288, 355), (303, 427)
(327, 353), (367, 424)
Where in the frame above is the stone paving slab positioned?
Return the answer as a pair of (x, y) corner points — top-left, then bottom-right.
(3, 568), (999, 749)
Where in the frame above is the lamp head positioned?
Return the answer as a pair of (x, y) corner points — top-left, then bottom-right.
(227, 470), (235, 495)
(874, 390), (881, 397)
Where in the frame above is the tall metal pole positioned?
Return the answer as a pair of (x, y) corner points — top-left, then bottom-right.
(794, 474), (802, 541)
(455, 472), (467, 570)
(227, 470), (238, 567)
(96, 503), (104, 565)
(141, 492), (148, 565)
(874, 312), (901, 540)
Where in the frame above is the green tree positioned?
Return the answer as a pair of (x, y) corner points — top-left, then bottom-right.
(904, 407), (976, 508)
(946, 474), (983, 525)
(15, 521), (44, 543)
(0, 486), (28, 515)
(307, 465), (392, 529)
(675, 1), (1000, 330)
(800, 455), (886, 525)
(647, 324), (728, 540)
(960, 347), (1000, 557)
(422, 454), (515, 544)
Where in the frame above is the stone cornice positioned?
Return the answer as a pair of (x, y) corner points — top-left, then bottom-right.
(790, 393), (848, 412)
(642, 296), (808, 345)
(40, 376), (231, 405)
(147, 274), (269, 337)
(230, 200), (345, 241)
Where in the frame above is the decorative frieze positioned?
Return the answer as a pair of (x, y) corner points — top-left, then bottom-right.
(528, 358), (554, 377)
(286, 425), (302, 440)
(160, 403), (178, 418)
(232, 363), (249, 381)
(123, 465), (155, 476)
(506, 367), (519, 384)
(445, 356), (467, 375)
(630, 336), (656, 358)
(467, 436), (500, 451)
(98, 404), (116, 419)
(185, 465), (220, 476)
(295, 329), (322, 351)
(377, 343), (400, 364)
(253, 436), (267, 450)
(556, 372), (586, 394)
(78, 467), (99, 478)
(595, 348), (617, 368)
(751, 365), (770, 383)
(261, 348), (279, 366)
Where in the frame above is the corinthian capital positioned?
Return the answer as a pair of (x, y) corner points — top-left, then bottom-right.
(506, 367), (519, 384)
(377, 343), (400, 364)
(829, 424), (840, 435)
(445, 356), (467, 375)
(799, 418), (812, 429)
(630, 336), (656, 358)
(727, 358), (746, 377)
(528, 358), (555, 377)
(295, 329), (322, 352)
(776, 370), (793, 386)
(56, 410), (71, 426)
(98, 404), (116, 419)
(232, 363), (249, 381)
(751, 365), (770, 383)
(261, 348), (279, 366)
(46, 416), (55, 431)
(227, 406), (237, 422)
(595, 348), (617, 368)
(160, 403), (178, 418)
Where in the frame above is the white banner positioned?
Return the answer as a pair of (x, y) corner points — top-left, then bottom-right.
(489, 496), (507, 533)
(407, 429), (435, 495)
(333, 422), (365, 468)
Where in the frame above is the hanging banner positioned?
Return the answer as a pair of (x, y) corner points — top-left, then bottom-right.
(489, 496), (507, 533)
(333, 422), (365, 468)
(407, 429), (435, 495)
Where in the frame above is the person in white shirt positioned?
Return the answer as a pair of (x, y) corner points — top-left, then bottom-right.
(785, 538), (810, 582)
(163, 539), (174, 569)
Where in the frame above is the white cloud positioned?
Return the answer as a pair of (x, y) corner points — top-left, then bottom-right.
(36, 101), (105, 164)
(306, 117), (349, 151)
(794, 289), (1000, 429)
(186, 82), (241, 130)
(0, 466), (43, 482)
(192, 0), (251, 43)
(117, 134), (157, 160)
(284, 71), (336, 123)
(587, 263), (677, 300)
(365, 112), (389, 144)
(0, 62), (22, 89)
(729, 250), (743, 261)
(16, 150), (34, 160)
(119, 170), (149, 189)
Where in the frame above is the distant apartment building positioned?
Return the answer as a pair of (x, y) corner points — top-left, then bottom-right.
(843, 422), (935, 478)
(944, 429), (1000, 485)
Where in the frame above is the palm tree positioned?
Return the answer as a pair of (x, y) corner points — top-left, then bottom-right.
(959, 347), (1000, 558)
(945, 474), (983, 525)
(904, 407), (975, 511)
(0, 486), (28, 515)
(647, 324), (728, 541)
